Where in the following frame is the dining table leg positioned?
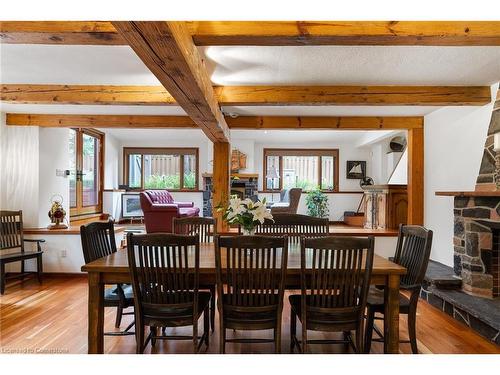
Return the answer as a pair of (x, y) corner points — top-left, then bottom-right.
(88, 272), (104, 354)
(384, 274), (400, 354)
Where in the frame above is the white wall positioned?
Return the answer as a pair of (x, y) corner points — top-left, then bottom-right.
(104, 132), (120, 189)
(424, 83), (499, 266)
(38, 128), (70, 226)
(0, 112), (40, 226)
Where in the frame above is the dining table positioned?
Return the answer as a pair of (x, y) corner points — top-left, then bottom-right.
(81, 241), (406, 354)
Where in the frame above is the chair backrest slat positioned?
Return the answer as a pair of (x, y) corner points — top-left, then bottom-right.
(394, 225), (433, 288)
(80, 220), (117, 264)
(0, 210), (24, 251)
(215, 235), (288, 308)
(173, 217), (217, 243)
(127, 233), (200, 308)
(301, 236), (374, 312)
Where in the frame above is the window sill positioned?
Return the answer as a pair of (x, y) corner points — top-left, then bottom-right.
(120, 189), (204, 193)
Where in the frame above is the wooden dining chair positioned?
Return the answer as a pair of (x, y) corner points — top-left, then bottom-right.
(254, 213), (329, 243)
(0, 210), (44, 295)
(289, 236), (375, 354)
(364, 225), (433, 354)
(214, 235), (288, 353)
(127, 233), (210, 354)
(173, 216), (217, 332)
(80, 220), (134, 336)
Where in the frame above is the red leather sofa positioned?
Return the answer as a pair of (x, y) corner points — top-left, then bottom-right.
(140, 190), (200, 233)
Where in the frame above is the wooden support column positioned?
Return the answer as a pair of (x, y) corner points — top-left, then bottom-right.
(213, 142), (231, 233)
(407, 127), (424, 225)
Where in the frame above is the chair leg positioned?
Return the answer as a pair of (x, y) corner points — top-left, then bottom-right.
(364, 308), (375, 354)
(342, 331), (351, 352)
(204, 305), (210, 347)
(136, 323), (145, 354)
(37, 255), (43, 284)
(0, 263), (5, 295)
(209, 285), (216, 332)
(115, 306), (123, 328)
(301, 323), (307, 354)
(193, 318), (199, 353)
(220, 323), (226, 354)
(408, 305), (419, 354)
(275, 325), (282, 354)
(355, 325), (363, 354)
(290, 310), (297, 352)
(150, 326), (157, 348)
(21, 259), (25, 280)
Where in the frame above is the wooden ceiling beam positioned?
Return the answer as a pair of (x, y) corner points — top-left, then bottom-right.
(1, 84), (176, 105)
(2, 84), (491, 106)
(6, 113), (423, 130)
(215, 85), (491, 106)
(2, 21), (500, 46)
(111, 21), (229, 142)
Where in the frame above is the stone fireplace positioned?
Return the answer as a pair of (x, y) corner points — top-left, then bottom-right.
(453, 195), (500, 298)
(445, 91), (500, 299)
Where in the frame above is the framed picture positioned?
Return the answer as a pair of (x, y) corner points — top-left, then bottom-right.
(346, 161), (366, 179)
(121, 193), (143, 218)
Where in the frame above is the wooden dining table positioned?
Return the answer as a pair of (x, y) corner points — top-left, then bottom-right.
(81, 242), (406, 354)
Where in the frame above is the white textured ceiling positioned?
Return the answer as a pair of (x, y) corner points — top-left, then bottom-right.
(2, 44), (500, 86)
(100, 128), (390, 145)
(0, 103), (187, 115)
(203, 46), (500, 86)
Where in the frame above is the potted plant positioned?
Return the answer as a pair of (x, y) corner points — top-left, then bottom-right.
(305, 188), (329, 218)
(219, 196), (273, 235)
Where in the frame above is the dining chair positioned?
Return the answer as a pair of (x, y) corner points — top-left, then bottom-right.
(173, 216), (217, 332)
(289, 236), (375, 354)
(0, 210), (44, 295)
(253, 213), (329, 243)
(127, 233), (210, 353)
(214, 235), (288, 353)
(80, 220), (134, 336)
(364, 225), (433, 354)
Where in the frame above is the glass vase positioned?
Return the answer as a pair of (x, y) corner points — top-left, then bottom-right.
(242, 227), (256, 235)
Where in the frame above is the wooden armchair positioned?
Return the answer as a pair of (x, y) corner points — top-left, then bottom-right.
(173, 216), (217, 332)
(214, 235), (288, 353)
(364, 225), (433, 354)
(289, 236), (375, 353)
(80, 220), (135, 336)
(0, 210), (44, 295)
(127, 233), (210, 353)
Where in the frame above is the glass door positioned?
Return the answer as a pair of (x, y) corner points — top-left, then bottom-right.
(69, 129), (103, 217)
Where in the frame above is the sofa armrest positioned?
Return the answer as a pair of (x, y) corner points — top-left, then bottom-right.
(173, 201), (194, 208)
(149, 203), (179, 212)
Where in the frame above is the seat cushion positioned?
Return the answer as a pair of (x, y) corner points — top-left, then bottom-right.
(179, 207), (200, 217)
(366, 286), (410, 310)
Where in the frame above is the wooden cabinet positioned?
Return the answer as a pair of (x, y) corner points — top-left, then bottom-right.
(363, 185), (407, 229)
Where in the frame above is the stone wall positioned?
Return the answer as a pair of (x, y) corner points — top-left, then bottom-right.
(476, 97), (500, 191)
(454, 196), (500, 298)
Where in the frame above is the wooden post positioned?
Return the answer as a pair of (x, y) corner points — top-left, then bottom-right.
(407, 127), (424, 225)
(213, 142), (230, 233)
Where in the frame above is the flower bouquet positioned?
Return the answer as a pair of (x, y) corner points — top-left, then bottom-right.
(220, 196), (273, 235)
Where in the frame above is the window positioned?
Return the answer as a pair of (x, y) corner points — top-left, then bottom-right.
(263, 149), (339, 192)
(123, 148), (199, 191)
(69, 128), (104, 216)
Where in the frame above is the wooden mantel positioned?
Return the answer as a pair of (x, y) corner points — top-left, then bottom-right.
(435, 191), (500, 197)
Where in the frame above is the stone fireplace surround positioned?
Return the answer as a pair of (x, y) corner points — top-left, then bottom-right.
(453, 194), (500, 298)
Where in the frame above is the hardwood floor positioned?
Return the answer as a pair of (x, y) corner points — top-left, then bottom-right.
(1, 276), (499, 354)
